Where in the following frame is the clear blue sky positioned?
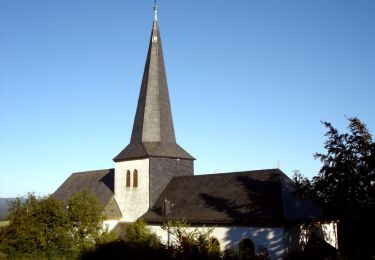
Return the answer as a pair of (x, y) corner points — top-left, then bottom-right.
(1, 0), (374, 197)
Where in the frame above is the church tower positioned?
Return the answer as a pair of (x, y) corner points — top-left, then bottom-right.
(113, 4), (194, 222)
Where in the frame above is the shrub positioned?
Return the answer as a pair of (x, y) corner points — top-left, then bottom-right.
(0, 190), (116, 258)
(162, 220), (221, 259)
(125, 219), (161, 248)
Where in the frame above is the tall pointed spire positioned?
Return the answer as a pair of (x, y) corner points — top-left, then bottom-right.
(114, 5), (194, 162)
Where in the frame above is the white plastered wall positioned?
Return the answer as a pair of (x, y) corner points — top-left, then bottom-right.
(320, 222), (338, 248)
(148, 225), (285, 260)
(298, 222), (338, 249)
(103, 219), (119, 231)
(115, 159), (149, 222)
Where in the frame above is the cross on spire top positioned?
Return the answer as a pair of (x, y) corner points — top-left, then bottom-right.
(154, 0), (158, 21)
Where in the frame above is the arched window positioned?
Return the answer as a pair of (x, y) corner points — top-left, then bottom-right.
(133, 170), (138, 187)
(126, 170), (131, 187)
(239, 238), (255, 258)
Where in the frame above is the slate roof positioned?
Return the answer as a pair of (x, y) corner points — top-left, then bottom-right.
(113, 13), (193, 162)
(53, 169), (121, 219)
(142, 169), (322, 225)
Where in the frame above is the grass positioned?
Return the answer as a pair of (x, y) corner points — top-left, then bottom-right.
(0, 221), (9, 227)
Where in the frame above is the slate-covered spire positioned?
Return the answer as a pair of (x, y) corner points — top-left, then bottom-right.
(114, 5), (194, 162)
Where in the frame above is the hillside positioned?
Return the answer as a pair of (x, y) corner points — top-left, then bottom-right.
(0, 198), (17, 220)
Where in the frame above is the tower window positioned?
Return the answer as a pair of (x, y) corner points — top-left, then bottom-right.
(133, 170), (138, 187)
(126, 170), (131, 187)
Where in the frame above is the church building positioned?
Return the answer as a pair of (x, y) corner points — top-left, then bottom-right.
(54, 5), (337, 259)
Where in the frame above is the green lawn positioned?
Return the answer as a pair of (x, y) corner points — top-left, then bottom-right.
(0, 221), (9, 227)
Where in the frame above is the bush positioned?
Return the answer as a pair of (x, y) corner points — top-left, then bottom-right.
(0, 190), (116, 258)
(162, 220), (221, 260)
(83, 219), (225, 260)
(125, 219), (161, 248)
(0, 194), (72, 256)
(81, 240), (172, 260)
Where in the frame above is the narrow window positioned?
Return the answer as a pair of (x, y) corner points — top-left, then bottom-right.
(239, 238), (255, 258)
(126, 170), (131, 187)
(133, 170), (138, 187)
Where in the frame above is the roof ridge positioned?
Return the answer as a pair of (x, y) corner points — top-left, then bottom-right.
(71, 168), (114, 175)
(184, 168), (282, 178)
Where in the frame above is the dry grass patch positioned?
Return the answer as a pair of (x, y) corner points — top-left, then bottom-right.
(0, 221), (9, 227)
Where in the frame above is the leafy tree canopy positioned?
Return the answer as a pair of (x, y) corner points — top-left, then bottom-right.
(0, 190), (116, 258)
(293, 117), (375, 257)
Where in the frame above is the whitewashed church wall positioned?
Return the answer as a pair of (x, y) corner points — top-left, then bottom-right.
(321, 222), (338, 248)
(114, 159), (149, 221)
(103, 219), (119, 232)
(284, 222), (338, 254)
(148, 225), (286, 260)
(298, 222), (338, 249)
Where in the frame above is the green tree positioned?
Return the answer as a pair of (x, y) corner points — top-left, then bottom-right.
(293, 117), (375, 258)
(125, 219), (161, 248)
(0, 194), (72, 256)
(0, 190), (116, 257)
(67, 189), (108, 251)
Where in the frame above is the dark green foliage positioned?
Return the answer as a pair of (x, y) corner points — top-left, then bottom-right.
(81, 240), (173, 260)
(162, 220), (222, 260)
(0, 190), (116, 258)
(223, 247), (241, 260)
(313, 118), (375, 216)
(223, 246), (268, 260)
(83, 219), (271, 260)
(84, 220), (224, 260)
(293, 117), (375, 258)
(67, 190), (110, 251)
(125, 219), (161, 248)
(83, 219), (167, 260)
(0, 194), (72, 256)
